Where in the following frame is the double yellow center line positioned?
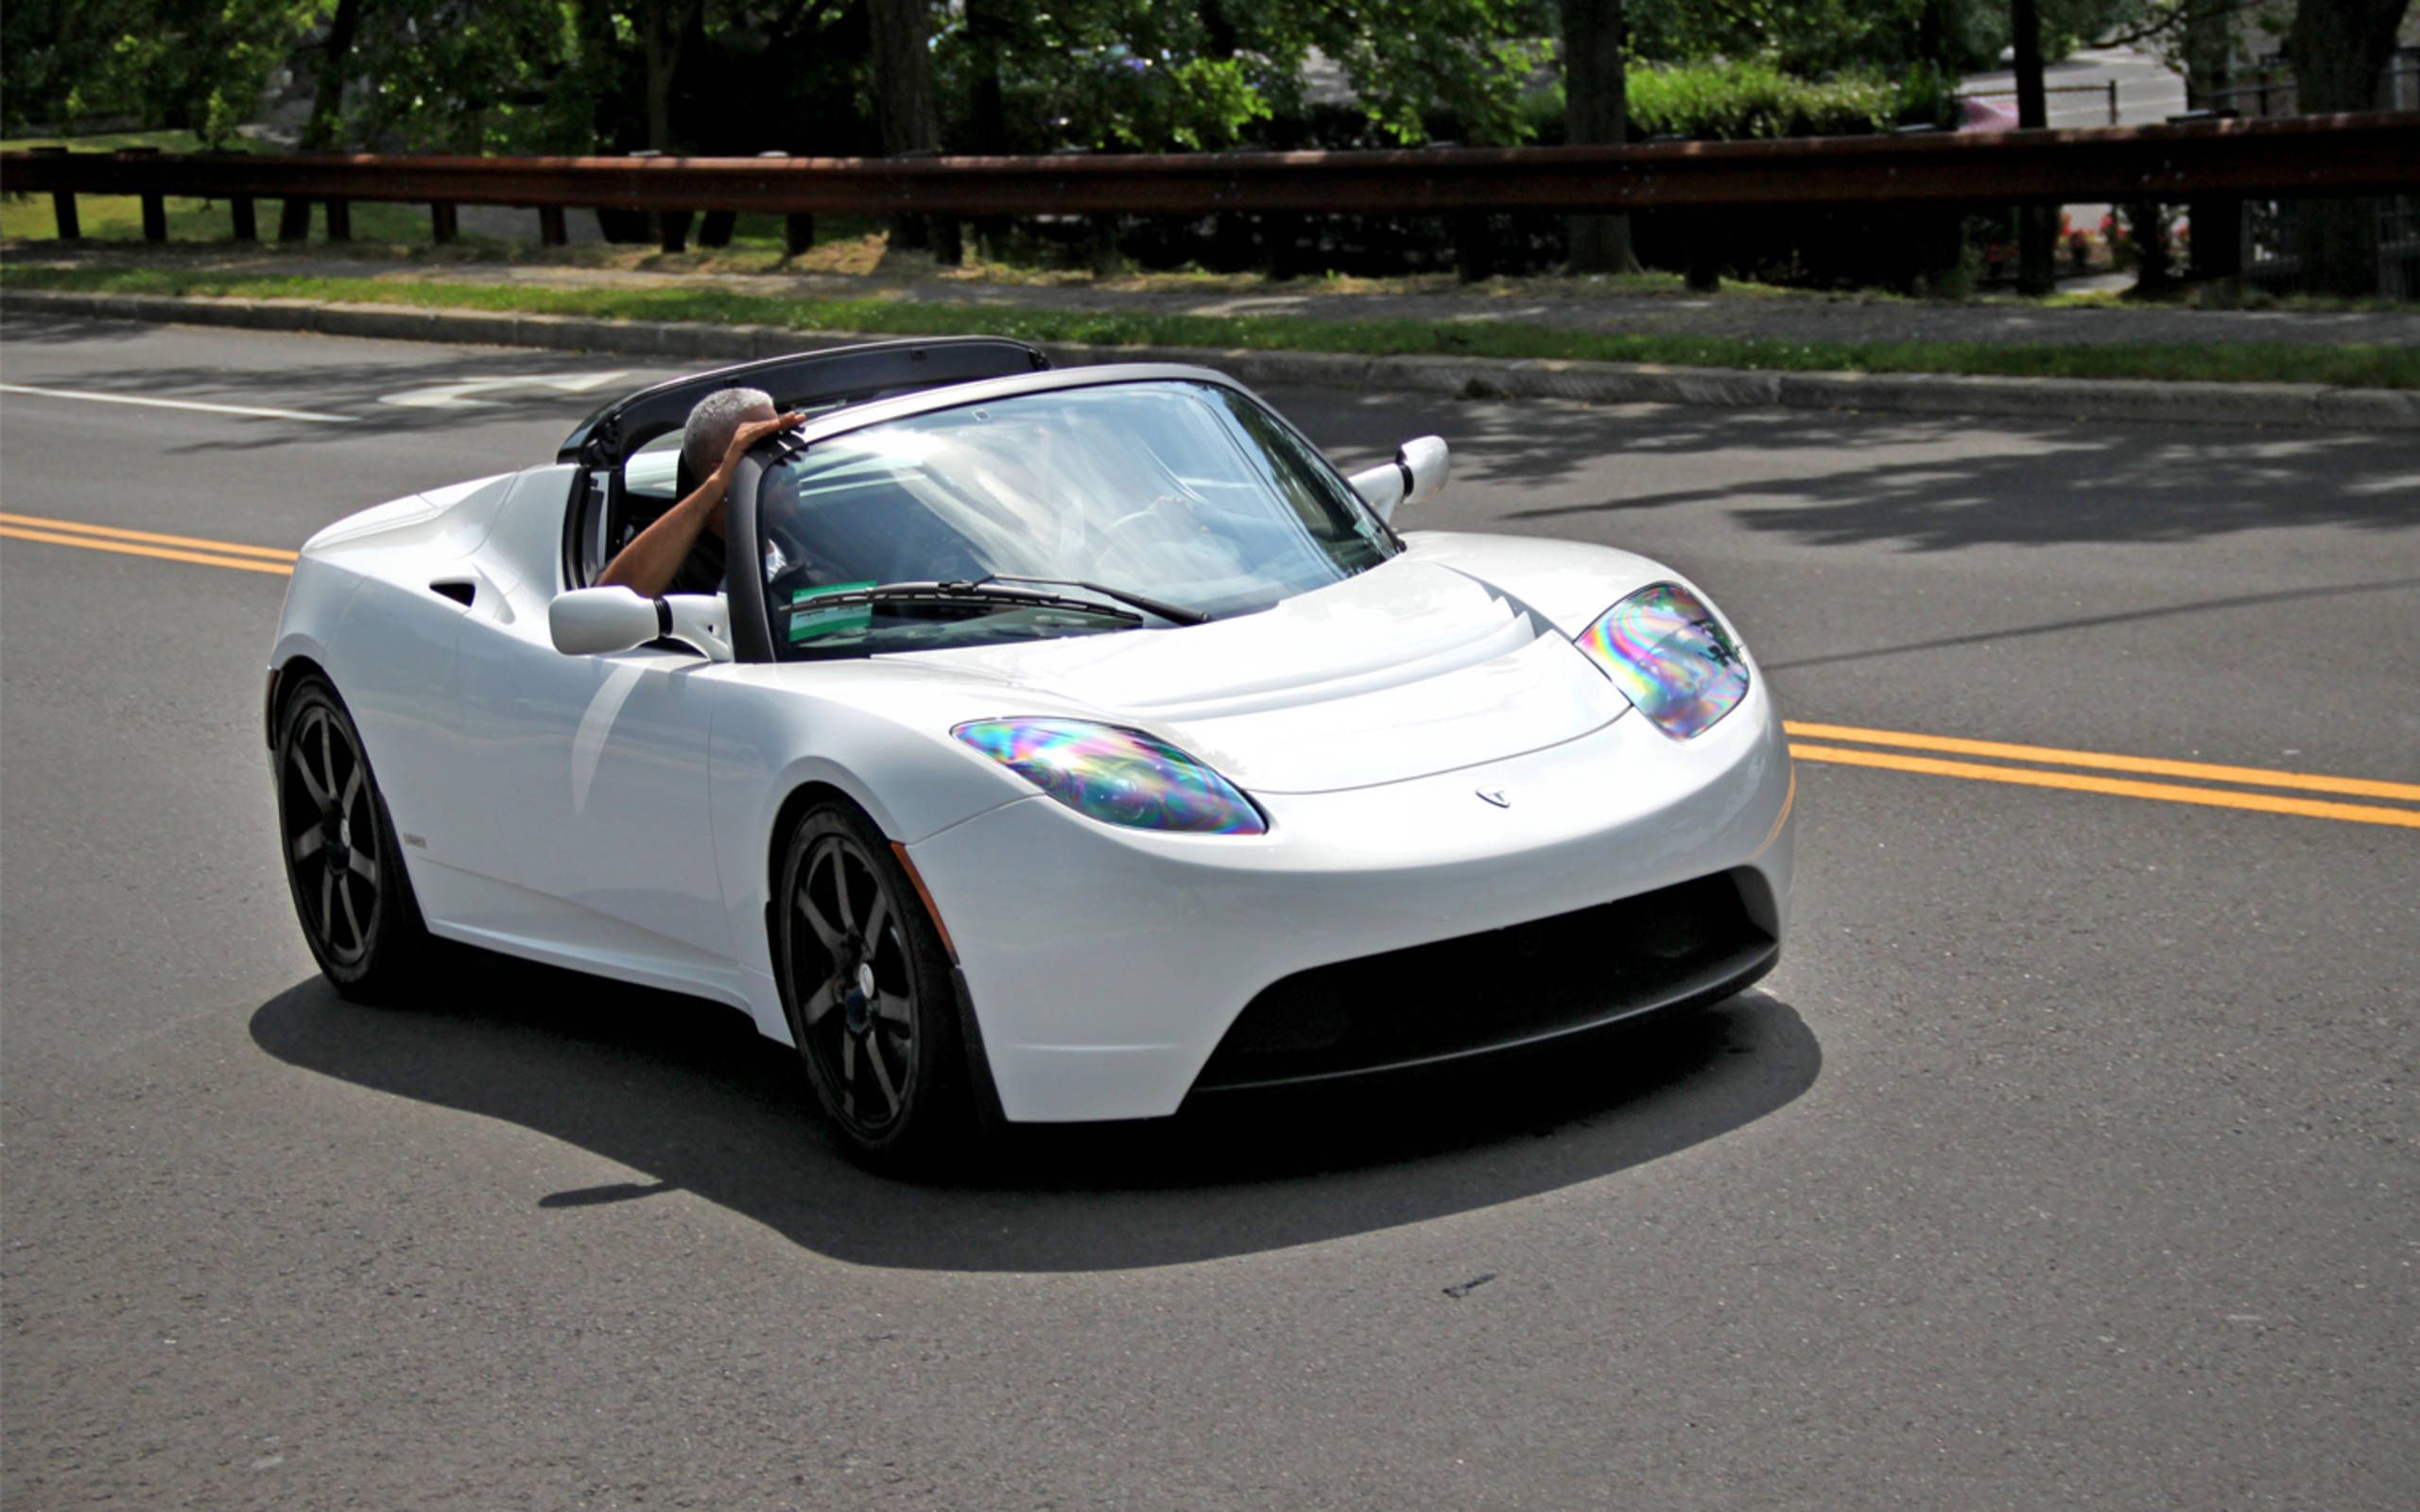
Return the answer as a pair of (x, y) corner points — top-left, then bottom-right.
(1786, 722), (2420, 830)
(5, 507), (2414, 831)
(0, 510), (298, 576)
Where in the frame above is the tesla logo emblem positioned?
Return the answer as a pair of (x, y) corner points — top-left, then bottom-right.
(1477, 788), (1510, 808)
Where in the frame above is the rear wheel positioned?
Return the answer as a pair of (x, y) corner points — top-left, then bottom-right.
(774, 800), (970, 1173)
(275, 678), (431, 1001)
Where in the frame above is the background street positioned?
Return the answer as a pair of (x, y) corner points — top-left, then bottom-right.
(4, 316), (2415, 1509)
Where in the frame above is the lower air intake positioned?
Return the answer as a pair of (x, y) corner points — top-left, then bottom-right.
(1189, 870), (1775, 1095)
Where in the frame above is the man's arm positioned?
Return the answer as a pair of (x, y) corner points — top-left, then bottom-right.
(596, 411), (805, 596)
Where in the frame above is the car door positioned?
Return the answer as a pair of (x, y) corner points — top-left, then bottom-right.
(450, 627), (734, 974)
(438, 463), (735, 980)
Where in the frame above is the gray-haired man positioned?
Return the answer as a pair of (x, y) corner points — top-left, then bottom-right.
(597, 387), (805, 597)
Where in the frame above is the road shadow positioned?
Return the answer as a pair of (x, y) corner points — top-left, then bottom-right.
(0, 313), (662, 452)
(249, 954), (1818, 1272)
(1295, 387), (2420, 551)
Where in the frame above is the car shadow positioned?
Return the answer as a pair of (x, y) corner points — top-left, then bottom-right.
(250, 953), (1819, 1272)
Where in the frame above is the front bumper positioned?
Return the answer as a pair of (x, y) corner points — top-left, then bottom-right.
(908, 686), (1797, 1122)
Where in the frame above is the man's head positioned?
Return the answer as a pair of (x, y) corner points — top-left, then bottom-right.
(683, 387), (777, 481)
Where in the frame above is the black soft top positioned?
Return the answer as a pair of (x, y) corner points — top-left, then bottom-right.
(556, 336), (1050, 470)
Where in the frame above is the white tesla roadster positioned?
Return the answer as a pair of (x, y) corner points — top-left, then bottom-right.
(268, 339), (1796, 1167)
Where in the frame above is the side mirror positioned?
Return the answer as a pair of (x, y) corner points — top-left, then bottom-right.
(550, 587), (661, 655)
(1347, 436), (1450, 524)
(548, 588), (733, 662)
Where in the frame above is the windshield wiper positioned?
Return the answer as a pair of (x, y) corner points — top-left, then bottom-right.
(784, 580), (1145, 625)
(969, 575), (1211, 626)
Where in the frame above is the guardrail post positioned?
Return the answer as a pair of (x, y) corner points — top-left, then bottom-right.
(326, 198), (352, 241)
(2170, 110), (2242, 304)
(758, 153), (814, 256)
(29, 147), (79, 239)
(698, 210), (735, 248)
(895, 149), (962, 266)
(278, 194), (312, 242)
(1453, 214), (1497, 283)
(117, 148), (168, 242)
(626, 151), (690, 251)
(200, 150), (256, 241)
(430, 202), (458, 244)
(539, 206), (569, 247)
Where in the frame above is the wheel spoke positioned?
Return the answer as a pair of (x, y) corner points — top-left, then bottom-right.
(795, 891), (844, 953)
(339, 765), (364, 820)
(874, 990), (912, 1031)
(289, 739), (331, 808)
(840, 1032), (857, 1096)
(866, 1034), (899, 1113)
(801, 981), (838, 1025)
(318, 715), (338, 809)
(832, 852), (855, 936)
(317, 868), (335, 939)
(861, 894), (890, 955)
(291, 828), (326, 863)
(338, 875), (367, 949)
(346, 849), (379, 885)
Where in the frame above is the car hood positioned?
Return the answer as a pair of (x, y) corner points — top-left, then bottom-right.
(911, 548), (1642, 793)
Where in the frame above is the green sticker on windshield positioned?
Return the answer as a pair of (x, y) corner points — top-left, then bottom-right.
(787, 580), (878, 642)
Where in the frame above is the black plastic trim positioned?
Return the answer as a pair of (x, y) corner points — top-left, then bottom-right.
(1190, 942), (1778, 1098)
(950, 965), (1011, 1133)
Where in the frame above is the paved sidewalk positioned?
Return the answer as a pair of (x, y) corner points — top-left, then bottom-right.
(9, 244), (2415, 350)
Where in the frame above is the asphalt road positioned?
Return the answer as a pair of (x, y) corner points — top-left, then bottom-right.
(4, 315), (2415, 1510)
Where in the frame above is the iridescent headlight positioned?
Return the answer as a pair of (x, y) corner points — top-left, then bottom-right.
(1575, 582), (1750, 739)
(952, 718), (1267, 834)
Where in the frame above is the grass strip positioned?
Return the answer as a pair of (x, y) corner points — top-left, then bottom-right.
(5, 263), (2413, 389)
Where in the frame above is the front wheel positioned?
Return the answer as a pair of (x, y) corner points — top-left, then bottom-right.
(274, 678), (431, 1001)
(774, 800), (972, 1174)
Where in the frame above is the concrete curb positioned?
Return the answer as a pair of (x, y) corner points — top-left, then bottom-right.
(8, 286), (2415, 431)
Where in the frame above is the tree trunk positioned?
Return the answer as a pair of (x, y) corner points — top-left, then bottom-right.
(280, 0), (365, 241)
(1564, 0), (1639, 274)
(2184, 0), (2235, 110)
(964, 0), (1012, 255)
(869, 0), (943, 253)
(2288, 0), (2410, 295)
(301, 0), (365, 150)
(2012, 0), (2057, 296)
(642, 0), (692, 154)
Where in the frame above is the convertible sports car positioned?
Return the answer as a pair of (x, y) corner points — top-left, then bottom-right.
(268, 338), (1795, 1166)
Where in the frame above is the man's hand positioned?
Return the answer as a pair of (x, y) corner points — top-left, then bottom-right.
(717, 410), (808, 484)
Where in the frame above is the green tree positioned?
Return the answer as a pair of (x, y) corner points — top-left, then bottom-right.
(2, 0), (331, 142)
(934, 0), (1555, 155)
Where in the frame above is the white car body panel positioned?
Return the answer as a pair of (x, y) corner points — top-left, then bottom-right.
(268, 363), (1796, 1125)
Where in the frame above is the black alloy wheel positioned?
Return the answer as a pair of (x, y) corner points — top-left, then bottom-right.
(275, 679), (429, 999)
(775, 800), (969, 1171)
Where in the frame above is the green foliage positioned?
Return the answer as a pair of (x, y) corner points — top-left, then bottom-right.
(1627, 58), (1941, 139)
(934, 0), (1558, 154)
(1, 0), (331, 141)
(346, 1), (591, 154)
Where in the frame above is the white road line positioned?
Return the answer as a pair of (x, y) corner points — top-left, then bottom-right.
(0, 383), (357, 424)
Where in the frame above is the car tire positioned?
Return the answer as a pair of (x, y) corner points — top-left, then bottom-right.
(774, 799), (973, 1175)
(274, 677), (433, 1003)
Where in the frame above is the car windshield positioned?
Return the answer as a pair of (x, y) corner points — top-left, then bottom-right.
(756, 379), (1394, 659)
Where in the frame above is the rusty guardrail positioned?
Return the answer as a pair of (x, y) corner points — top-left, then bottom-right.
(4, 112), (2413, 228)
